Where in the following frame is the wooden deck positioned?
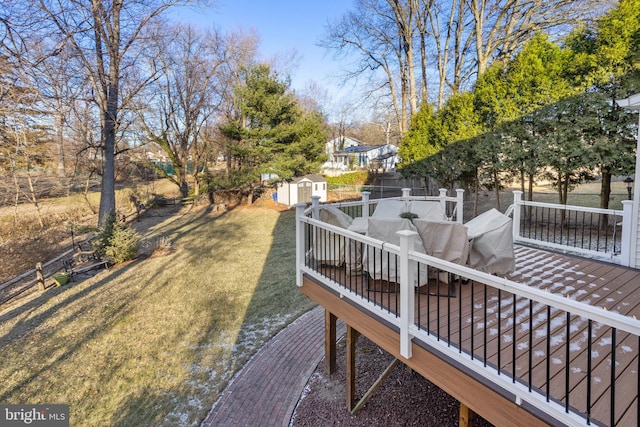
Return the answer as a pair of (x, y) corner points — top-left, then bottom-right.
(301, 245), (640, 426)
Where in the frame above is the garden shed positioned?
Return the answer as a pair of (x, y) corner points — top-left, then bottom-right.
(276, 174), (327, 207)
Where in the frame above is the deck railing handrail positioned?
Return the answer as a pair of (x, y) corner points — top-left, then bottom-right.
(510, 190), (633, 266)
(307, 187), (465, 224)
(514, 197), (624, 216)
(295, 198), (640, 426)
(298, 214), (640, 337)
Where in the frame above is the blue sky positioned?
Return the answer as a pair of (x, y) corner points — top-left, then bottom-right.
(170, 0), (354, 96)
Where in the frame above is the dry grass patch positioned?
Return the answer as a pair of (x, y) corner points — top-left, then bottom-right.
(0, 206), (315, 426)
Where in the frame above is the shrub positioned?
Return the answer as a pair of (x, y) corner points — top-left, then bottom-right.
(325, 171), (372, 186)
(399, 211), (419, 221)
(150, 235), (173, 257)
(93, 212), (117, 256)
(94, 213), (140, 264)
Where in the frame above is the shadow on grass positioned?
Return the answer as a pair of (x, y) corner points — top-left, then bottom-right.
(0, 204), (314, 426)
(0, 258), (151, 402)
(186, 207), (318, 424)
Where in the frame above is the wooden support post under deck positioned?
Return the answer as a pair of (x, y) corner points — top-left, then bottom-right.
(346, 325), (359, 412)
(351, 358), (399, 414)
(459, 403), (477, 427)
(36, 262), (45, 291)
(324, 310), (337, 375)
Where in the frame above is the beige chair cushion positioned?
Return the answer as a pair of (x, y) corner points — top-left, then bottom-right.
(371, 200), (406, 218)
(413, 219), (469, 265)
(465, 209), (515, 275)
(409, 200), (446, 222)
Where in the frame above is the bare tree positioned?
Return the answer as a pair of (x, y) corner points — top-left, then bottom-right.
(215, 29), (260, 178)
(467, 0), (610, 76)
(0, 54), (51, 228)
(324, 0), (611, 127)
(139, 24), (229, 198)
(322, 0), (417, 135)
(387, 0), (418, 116)
(7, 0), (203, 226)
(27, 39), (86, 178)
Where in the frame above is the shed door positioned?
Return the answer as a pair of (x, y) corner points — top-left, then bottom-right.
(298, 182), (312, 203)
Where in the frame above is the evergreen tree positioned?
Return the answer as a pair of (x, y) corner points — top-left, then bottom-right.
(219, 64), (327, 203)
(564, 0), (640, 209)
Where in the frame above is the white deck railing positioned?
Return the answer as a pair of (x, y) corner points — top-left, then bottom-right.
(510, 191), (633, 266)
(295, 193), (640, 427)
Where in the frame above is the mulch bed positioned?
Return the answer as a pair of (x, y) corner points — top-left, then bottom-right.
(291, 335), (493, 427)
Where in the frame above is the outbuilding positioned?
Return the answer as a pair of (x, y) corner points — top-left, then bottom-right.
(276, 174), (327, 207)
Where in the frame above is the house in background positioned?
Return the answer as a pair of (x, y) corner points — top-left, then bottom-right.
(276, 174), (327, 207)
(323, 136), (363, 171)
(322, 135), (398, 173)
(332, 144), (398, 172)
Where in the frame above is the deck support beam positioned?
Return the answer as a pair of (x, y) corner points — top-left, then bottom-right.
(459, 403), (477, 427)
(346, 325), (360, 412)
(351, 358), (400, 414)
(324, 310), (337, 375)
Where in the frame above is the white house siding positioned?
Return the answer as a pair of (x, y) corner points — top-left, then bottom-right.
(330, 144), (398, 171)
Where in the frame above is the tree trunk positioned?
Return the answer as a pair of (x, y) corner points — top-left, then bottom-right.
(599, 171), (612, 229)
(98, 92), (117, 227)
(527, 173), (534, 220)
(26, 169), (44, 228)
(493, 170), (500, 211)
(12, 170), (20, 227)
(600, 171), (611, 210)
(83, 173), (98, 214)
(56, 113), (65, 177)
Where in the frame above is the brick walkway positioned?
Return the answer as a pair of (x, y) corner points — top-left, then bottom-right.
(201, 305), (343, 427)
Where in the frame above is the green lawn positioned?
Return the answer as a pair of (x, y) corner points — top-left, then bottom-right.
(0, 206), (315, 426)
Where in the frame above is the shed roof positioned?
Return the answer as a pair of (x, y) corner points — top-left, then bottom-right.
(289, 174), (326, 183)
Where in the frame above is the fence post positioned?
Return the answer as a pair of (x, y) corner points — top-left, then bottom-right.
(36, 262), (45, 291)
(311, 195), (321, 220)
(621, 200), (633, 267)
(512, 191), (523, 242)
(361, 191), (371, 219)
(402, 188), (411, 214)
(295, 203), (307, 287)
(397, 230), (417, 359)
(456, 189), (464, 223)
(439, 188), (448, 219)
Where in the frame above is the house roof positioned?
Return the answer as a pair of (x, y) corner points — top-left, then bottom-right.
(335, 145), (385, 154)
(327, 136), (366, 146)
(616, 92), (640, 111)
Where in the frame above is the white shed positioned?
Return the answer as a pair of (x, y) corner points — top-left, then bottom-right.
(276, 174), (327, 206)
